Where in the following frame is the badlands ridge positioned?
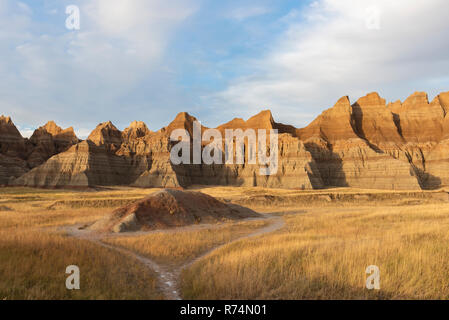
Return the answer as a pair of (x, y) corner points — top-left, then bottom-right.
(2, 91), (449, 190)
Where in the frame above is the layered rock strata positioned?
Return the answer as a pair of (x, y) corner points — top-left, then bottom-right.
(5, 90), (449, 190)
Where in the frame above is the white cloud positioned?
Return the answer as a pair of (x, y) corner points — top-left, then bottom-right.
(0, 0), (197, 130)
(83, 0), (196, 59)
(210, 0), (449, 127)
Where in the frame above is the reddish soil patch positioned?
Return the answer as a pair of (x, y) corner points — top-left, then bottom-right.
(90, 189), (259, 233)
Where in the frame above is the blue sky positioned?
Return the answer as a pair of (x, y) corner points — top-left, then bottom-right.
(1, 0), (449, 138)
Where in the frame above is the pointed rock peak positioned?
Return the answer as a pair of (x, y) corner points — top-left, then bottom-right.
(244, 110), (276, 130)
(42, 121), (63, 135)
(165, 112), (203, 134)
(64, 126), (76, 133)
(367, 92), (381, 98)
(90, 121), (121, 134)
(0, 115), (13, 125)
(128, 120), (148, 129)
(403, 91), (429, 107)
(0, 115), (23, 139)
(56, 126), (79, 142)
(333, 96), (351, 108)
(321, 96), (352, 116)
(218, 110), (278, 131)
(297, 96), (359, 143)
(123, 121), (151, 139)
(31, 121), (78, 144)
(173, 112), (197, 123)
(248, 110), (274, 123)
(355, 92), (386, 107)
(221, 117), (244, 125)
(97, 121), (117, 129)
(217, 117), (246, 131)
(88, 121), (122, 147)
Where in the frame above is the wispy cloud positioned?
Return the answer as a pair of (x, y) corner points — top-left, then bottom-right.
(2, 0), (449, 135)
(0, 0), (198, 135)
(208, 0), (449, 128)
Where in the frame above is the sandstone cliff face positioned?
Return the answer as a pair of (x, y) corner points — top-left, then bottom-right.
(389, 92), (445, 143)
(14, 122), (182, 188)
(0, 116), (28, 184)
(0, 115), (26, 157)
(122, 121), (151, 141)
(88, 121), (123, 151)
(217, 109), (296, 135)
(352, 93), (404, 148)
(11, 111), (322, 189)
(298, 96), (358, 143)
(27, 121), (79, 168)
(13, 141), (131, 187)
(129, 133), (182, 188)
(214, 111), (322, 189)
(0, 154), (27, 185)
(6, 90), (449, 190)
(298, 96), (421, 190)
(382, 91), (449, 188)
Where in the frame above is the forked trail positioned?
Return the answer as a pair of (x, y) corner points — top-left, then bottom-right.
(66, 214), (285, 300)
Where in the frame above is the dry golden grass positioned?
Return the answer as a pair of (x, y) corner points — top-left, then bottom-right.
(197, 186), (449, 210)
(0, 187), (159, 229)
(104, 220), (269, 266)
(2, 186), (449, 300)
(0, 187), (163, 299)
(182, 204), (449, 300)
(0, 229), (161, 300)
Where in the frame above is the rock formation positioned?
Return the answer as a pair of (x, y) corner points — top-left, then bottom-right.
(88, 121), (123, 151)
(27, 121), (79, 168)
(89, 189), (260, 232)
(0, 115), (26, 158)
(13, 141), (131, 187)
(0, 116), (28, 184)
(298, 96), (420, 190)
(5, 90), (449, 190)
(122, 121), (151, 141)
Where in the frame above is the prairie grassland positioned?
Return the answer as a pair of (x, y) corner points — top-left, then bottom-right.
(0, 187), (162, 299)
(104, 220), (270, 265)
(181, 203), (449, 300)
(197, 186), (449, 210)
(0, 229), (161, 299)
(2, 186), (449, 300)
(0, 187), (158, 229)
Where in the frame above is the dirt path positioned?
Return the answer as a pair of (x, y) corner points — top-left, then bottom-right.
(65, 214), (285, 300)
